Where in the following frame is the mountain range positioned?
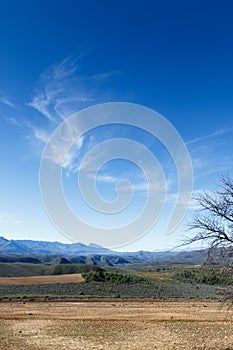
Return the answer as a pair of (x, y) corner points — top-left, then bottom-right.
(0, 236), (208, 266)
(0, 236), (114, 256)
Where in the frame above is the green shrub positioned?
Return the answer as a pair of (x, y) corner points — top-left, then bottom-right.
(82, 270), (145, 283)
(174, 267), (233, 285)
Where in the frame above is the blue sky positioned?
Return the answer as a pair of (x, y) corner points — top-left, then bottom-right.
(0, 0), (233, 251)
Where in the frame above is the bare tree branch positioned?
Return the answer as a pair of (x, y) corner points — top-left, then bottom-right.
(184, 176), (233, 255)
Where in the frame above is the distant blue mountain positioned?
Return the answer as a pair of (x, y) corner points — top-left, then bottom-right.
(0, 236), (114, 256)
(0, 236), (207, 266)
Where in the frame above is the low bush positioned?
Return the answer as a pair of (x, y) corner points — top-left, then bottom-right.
(82, 270), (145, 283)
(174, 267), (233, 285)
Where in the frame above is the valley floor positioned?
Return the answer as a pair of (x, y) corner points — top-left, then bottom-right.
(0, 299), (233, 349)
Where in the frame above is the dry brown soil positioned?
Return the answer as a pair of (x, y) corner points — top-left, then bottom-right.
(0, 299), (233, 349)
(0, 274), (84, 285)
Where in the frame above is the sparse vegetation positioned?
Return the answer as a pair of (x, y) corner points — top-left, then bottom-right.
(82, 270), (145, 283)
(1, 300), (233, 350)
(174, 266), (233, 285)
(0, 262), (103, 277)
(0, 263), (231, 300)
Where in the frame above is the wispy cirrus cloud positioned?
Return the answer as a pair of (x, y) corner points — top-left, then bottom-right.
(28, 57), (118, 124)
(24, 119), (85, 174)
(0, 211), (22, 224)
(23, 57), (119, 171)
(0, 91), (15, 108)
(187, 127), (233, 145)
(4, 116), (22, 127)
(80, 155), (174, 196)
(186, 124), (233, 175)
(84, 71), (120, 82)
(28, 57), (92, 123)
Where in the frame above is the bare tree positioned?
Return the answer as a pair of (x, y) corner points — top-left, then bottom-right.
(185, 176), (233, 256)
(183, 176), (233, 304)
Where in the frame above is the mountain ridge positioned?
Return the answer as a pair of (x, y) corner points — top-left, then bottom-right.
(0, 236), (208, 266)
(0, 236), (115, 256)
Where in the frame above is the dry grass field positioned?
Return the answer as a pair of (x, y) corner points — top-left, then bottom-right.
(0, 274), (84, 285)
(0, 299), (233, 350)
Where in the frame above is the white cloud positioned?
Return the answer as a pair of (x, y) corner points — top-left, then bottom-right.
(0, 211), (22, 224)
(84, 166), (172, 196)
(31, 122), (84, 172)
(0, 91), (15, 108)
(166, 191), (196, 207)
(84, 71), (120, 82)
(187, 127), (233, 145)
(96, 174), (120, 183)
(28, 57), (117, 125)
(25, 57), (119, 172)
(28, 57), (94, 123)
(33, 127), (50, 144)
(4, 116), (22, 127)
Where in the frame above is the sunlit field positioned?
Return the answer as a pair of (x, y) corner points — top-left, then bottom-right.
(1, 300), (233, 350)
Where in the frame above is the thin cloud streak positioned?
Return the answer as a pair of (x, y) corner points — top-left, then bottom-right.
(0, 211), (22, 224)
(4, 116), (23, 127)
(187, 127), (233, 145)
(0, 91), (15, 108)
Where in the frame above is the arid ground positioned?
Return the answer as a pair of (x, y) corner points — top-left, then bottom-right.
(0, 274), (84, 285)
(0, 299), (233, 350)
